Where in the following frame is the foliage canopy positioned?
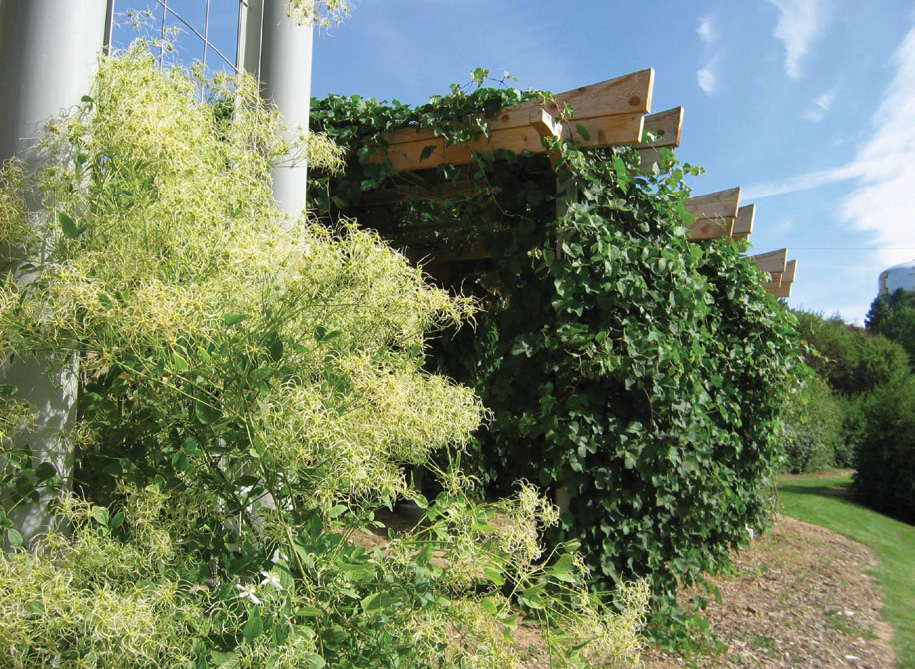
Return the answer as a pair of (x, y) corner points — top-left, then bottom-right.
(0, 47), (647, 667)
(311, 74), (804, 622)
(793, 309), (915, 519)
(867, 289), (915, 370)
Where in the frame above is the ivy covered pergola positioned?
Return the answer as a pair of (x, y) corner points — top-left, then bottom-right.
(310, 66), (804, 602)
(314, 68), (795, 297)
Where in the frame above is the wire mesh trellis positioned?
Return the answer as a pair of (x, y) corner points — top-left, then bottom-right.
(106, 0), (243, 76)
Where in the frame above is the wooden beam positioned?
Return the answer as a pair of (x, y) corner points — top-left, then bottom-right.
(371, 69), (655, 173)
(763, 273), (783, 289)
(687, 218), (734, 241)
(769, 280), (793, 299)
(636, 107), (684, 149)
(748, 248), (788, 275)
(685, 187), (741, 241)
(361, 179), (478, 206)
(377, 112), (645, 172)
(783, 258), (797, 284)
(564, 112), (645, 149)
(685, 187), (741, 220)
(766, 259), (797, 297)
(510, 68), (654, 121)
(635, 107), (685, 173)
(382, 70), (655, 149)
(529, 108), (562, 140)
(732, 204), (755, 241)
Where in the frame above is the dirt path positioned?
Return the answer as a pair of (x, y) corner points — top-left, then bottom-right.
(641, 515), (896, 668)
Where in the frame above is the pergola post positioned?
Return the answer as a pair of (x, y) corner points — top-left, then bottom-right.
(0, 0), (109, 547)
(238, 0), (314, 219)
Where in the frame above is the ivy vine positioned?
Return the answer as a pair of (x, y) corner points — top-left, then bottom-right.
(311, 76), (803, 627)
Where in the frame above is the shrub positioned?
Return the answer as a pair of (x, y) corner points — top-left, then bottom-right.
(460, 150), (802, 606)
(853, 374), (915, 522)
(780, 373), (845, 473)
(794, 311), (909, 396)
(795, 309), (915, 516)
(0, 45), (647, 667)
(836, 392), (868, 467)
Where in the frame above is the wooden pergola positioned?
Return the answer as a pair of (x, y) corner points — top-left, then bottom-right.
(362, 69), (796, 298)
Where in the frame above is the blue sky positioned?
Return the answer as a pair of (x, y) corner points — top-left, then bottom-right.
(115, 0), (915, 323)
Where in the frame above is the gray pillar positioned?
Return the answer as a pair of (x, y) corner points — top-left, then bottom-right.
(0, 0), (108, 547)
(238, 0), (314, 219)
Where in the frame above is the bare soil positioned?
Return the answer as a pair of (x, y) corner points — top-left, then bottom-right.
(641, 515), (896, 669)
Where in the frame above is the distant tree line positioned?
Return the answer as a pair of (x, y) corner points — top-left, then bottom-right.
(786, 290), (915, 522)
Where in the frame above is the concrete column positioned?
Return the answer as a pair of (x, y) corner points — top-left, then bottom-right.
(0, 0), (108, 547)
(238, 0), (314, 219)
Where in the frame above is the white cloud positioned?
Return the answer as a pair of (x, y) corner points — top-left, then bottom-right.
(696, 15), (719, 95)
(743, 162), (862, 199)
(839, 26), (915, 267)
(697, 63), (718, 94)
(802, 109), (824, 122)
(802, 87), (837, 122)
(768, 0), (826, 78)
(697, 15), (716, 46)
(746, 26), (915, 269)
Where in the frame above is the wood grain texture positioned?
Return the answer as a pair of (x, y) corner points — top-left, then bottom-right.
(732, 204), (755, 241)
(372, 69), (655, 172)
(748, 249), (788, 274)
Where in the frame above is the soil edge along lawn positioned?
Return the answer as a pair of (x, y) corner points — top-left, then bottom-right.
(778, 472), (915, 669)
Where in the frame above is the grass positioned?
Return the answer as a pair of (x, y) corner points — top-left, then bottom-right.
(778, 472), (915, 668)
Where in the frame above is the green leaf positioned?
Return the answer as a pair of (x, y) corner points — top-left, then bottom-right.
(171, 450), (190, 472)
(482, 563), (505, 586)
(91, 506), (109, 527)
(109, 511), (126, 531)
(34, 462), (57, 482)
(243, 609), (264, 643)
(326, 504), (348, 519)
(547, 553), (577, 583)
(14, 476), (34, 497)
(575, 123), (591, 141)
(478, 596), (499, 616)
(195, 400), (222, 425)
(419, 144), (436, 162)
(57, 212), (81, 239)
(172, 351), (189, 372)
(518, 585), (546, 609)
(305, 655), (327, 669)
(360, 591), (392, 613)
(296, 605), (324, 618)
(6, 528), (23, 547)
(224, 314), (249, 327)
(265, 333), (283, 361)
(210, 650), (237, 667)
(251, 366), (276, 382)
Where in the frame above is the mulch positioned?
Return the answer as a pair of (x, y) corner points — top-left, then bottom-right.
(641, 515), (896, 668)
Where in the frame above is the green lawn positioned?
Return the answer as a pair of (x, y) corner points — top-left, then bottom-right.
(778, 472), (915, 669)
